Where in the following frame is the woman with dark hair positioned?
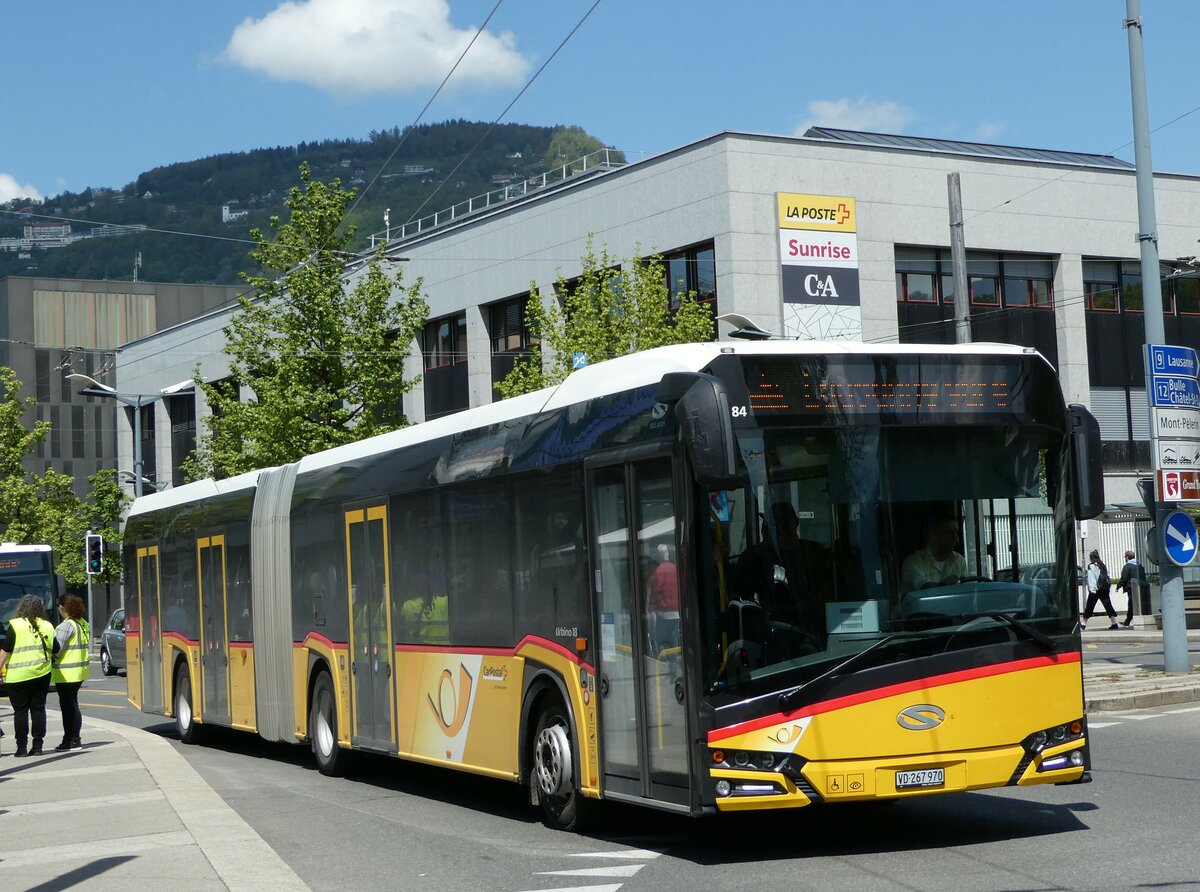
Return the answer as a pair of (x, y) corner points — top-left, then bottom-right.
(0, 593), (56, 756)
(52, 593), (90, 750)
(1081, 549), (1119, 630)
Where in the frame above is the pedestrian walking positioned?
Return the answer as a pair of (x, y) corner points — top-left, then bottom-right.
(0, 593), (56, 757)
(51, 593), (90, 750)
(1080, 549), (1119, 630)
(1115, 549), (1148, 628)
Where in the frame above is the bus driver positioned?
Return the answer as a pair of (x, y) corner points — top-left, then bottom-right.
(901, 516), (967, 591)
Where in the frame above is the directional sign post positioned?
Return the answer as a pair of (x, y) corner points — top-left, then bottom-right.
(1163, 510), (1198, 567)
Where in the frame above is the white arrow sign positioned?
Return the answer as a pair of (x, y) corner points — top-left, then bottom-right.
(1167, 522), (1195, 554)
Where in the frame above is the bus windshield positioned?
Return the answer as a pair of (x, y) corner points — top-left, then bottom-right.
(700, 422), (1074, 700)
(0, 550), (56, 622)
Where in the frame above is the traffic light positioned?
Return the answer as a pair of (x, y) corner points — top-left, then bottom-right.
(85, 533), (104, 575)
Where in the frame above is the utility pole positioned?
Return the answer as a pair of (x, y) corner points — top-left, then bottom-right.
(1125, 0), (1188, 673)
(947, 173), (971, 344)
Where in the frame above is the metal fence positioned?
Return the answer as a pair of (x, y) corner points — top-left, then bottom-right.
(367, 147), (639, 247)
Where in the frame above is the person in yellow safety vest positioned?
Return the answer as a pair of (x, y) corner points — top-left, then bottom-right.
(400, 571), (449, 645)
(51, 593), (90, 751)
(0, 593), (56, 757)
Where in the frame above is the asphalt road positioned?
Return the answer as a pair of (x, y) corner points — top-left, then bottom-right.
(82, 665), (1200, 892)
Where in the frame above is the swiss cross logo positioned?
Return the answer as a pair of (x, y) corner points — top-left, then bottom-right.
(836, 203), (851, 225)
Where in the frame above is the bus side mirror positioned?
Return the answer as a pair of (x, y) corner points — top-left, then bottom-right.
(1067, 403), (1104, 520)
(656, 372), (743, 490)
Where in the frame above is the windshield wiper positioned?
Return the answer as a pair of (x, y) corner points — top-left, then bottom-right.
(777, 633), (926, 712)
(959, 611), (1056, 652)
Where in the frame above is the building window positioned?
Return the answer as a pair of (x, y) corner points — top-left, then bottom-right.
(168, 394), (196, 488)
(72, 406), (84, 459)
(489, 296), (535, 401)
(1002, 258), (1054, 307)
(894, 247), (1053, 309)
(423, 314), (467, 371)
(489, 296), (533, 355)
(1177, 276), (1200, 315)
(423, 313), (469, 419)
(1082, 259), (1184, 314)
(662, 242), (717, 310)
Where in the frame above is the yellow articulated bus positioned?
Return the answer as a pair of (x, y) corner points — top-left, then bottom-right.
(123, 341), (1103, 831)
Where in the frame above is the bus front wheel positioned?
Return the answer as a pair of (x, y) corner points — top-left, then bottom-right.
(531, 700), (596, 832)
(310, 670), (347, 777)
(174, 665), (202, 744)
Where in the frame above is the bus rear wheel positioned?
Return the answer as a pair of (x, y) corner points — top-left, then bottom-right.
(174, 665), (202, 744)
(310, 670), (347, 777)
(531, 700), (596, 832)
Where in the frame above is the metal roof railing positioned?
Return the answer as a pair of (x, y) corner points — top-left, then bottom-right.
(368, 147), (640, 247)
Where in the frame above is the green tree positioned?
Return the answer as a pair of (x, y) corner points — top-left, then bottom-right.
(188, 162), (429, 480)
(544, 126), (607, 168)
(496, 239), (714, 398)
(0, 367), (127, 588)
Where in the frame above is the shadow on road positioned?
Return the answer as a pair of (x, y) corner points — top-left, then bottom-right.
(142, 722), (1093, 853)
(590, 793), (1093, 863)
(148, 722), (535, 824)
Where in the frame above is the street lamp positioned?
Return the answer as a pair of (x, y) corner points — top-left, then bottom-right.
(66, 373), (162, 499)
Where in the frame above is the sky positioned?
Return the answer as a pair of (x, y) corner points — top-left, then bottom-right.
(4, 0), (1200, 205)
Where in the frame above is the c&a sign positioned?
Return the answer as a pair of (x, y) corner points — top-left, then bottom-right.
(777, 192), (862, 341)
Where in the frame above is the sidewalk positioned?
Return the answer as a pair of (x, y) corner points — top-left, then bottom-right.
(1082, 626), (1200, 713)
(0, 706), (308, 891)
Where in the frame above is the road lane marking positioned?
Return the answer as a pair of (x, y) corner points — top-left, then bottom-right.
(0, 830), (195, 868)
(514, 886), (622, 892)
(1119, 714), (1164, 720)
(3, 762), (141, 782)
(1164, 705), (1200, 713)
(1088, 721), (1120, 728)
(537, 865), (644, 878)
(2, 789), (162, 816)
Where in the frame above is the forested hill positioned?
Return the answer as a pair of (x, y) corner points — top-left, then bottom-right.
(0, 121), (610, 285)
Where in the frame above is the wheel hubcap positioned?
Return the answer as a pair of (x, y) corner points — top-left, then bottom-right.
(534, 721), (572, 797)
(315, 695), (334, 757)
(177, 686), (191, 729)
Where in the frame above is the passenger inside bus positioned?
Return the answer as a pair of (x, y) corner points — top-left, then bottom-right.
(725, 501), (830, 667)
(400, 570), (449, 645)
(900, 516), (967, 592)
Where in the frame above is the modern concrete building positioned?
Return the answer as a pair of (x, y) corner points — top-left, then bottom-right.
(115, 128), (1200, 566)
(0, 276), (247, 496)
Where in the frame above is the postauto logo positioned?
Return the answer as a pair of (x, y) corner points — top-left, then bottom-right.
(777, 192), (857, 233)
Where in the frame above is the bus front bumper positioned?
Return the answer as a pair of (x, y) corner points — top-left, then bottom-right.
(709, 737), (1088, 812)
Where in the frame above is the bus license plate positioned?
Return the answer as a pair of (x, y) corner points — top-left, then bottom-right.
(895, 768), (944, 790)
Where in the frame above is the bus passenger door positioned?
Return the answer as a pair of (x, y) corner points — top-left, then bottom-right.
(136, 545), (164, 713)
(589, 457), (690, 808)
(345, 505), (395, 752)
(197, 535), (230, 725)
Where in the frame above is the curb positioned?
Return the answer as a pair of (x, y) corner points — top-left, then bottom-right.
(1086, 685), (1200, 713)
(77, 711), (310, 891)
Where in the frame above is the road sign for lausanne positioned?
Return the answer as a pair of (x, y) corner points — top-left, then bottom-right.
(1163, 510), (1199, 567)
(1149, 344), (1200, 409)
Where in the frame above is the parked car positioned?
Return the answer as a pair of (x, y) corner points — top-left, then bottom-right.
(100, 608), (126, 676)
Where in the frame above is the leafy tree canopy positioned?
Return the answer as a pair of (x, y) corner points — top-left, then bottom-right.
(187, 163), (429, 480)
(496, 238), (714, 399)
(0, 367), (127, 588)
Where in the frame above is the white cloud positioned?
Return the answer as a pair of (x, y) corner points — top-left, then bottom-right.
(0, 173), (42, 203)
(795, 98), (915, 136)
(973, 121), (1006, 142)
(224, 0), (530, 97)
